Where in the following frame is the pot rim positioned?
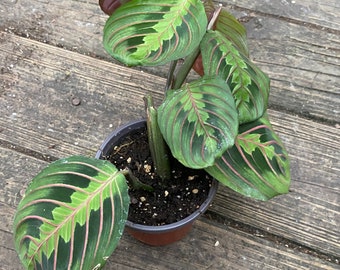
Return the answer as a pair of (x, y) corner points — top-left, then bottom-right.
(125, 178), (218, 233)
(95, 119), (147, 159)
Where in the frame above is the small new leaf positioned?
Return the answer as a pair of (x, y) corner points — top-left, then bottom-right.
(214, 9), (249, 56)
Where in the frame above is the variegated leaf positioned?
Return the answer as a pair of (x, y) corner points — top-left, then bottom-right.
(13, 156), (129, 270)
(103, 0), (207, 66)
(158, 76), (238, 169)
(201, 30), (270, 124)
(214, 9), (249, 56)
(205, 114), (290, 201)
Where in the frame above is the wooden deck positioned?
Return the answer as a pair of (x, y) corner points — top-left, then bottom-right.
(0, 0), (339, 269)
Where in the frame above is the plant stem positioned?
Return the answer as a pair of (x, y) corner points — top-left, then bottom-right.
(139, 6), (223, 185)
(171, 6), (222, 90)
(172, 47), (201, 90)
(144, 95), (171, 182)
(165, 60), (178, 91)
(123, 168), (154, 192)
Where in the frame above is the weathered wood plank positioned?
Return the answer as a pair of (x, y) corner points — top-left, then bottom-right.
(244, 19), (339, 123)
(2, 214), (338, 270)
(0, 33), (339, 259)
(220, 0), (340, 31)
(0, 31), (165, 156)
(209, 109), (340, 257)
(0, 0), (339, 123)
(0, 150), (338, 270)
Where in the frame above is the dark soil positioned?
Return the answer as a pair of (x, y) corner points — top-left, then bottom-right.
(105, 126), (213, 226)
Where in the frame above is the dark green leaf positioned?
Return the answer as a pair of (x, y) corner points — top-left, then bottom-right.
(205, 114), (291, 200)
(103, 0), (207, 66)
(158, 76), (238, 169)
(13, 156), (129, 270)
(201, 30), (270, 124)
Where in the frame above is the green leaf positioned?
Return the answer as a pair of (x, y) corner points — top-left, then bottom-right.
(214, 9), (249, 56)
(205, 114), (291, 201)
(158, 76), (239, 169)
(13, 156), (129, 270)
(202, 0), (215, 20)
(103, 0), (208, 66)
(201, 30), (270, 124)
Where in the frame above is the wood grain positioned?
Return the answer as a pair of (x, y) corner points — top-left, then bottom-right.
(0, 0), (339, 123)
(0, 0), (339, 268)
(220, 0), (340, 31)
(1, 32), (339, 262)
(0, 150), (337, 269)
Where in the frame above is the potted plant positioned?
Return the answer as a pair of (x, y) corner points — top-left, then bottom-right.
(13, 0), (291, 269)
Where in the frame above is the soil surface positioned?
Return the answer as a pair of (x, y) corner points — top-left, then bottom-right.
(106, 126), (214, 226)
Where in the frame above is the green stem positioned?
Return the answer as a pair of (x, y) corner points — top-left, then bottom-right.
(123, 168), (154, 192)
(165, 60), (178, 91)
(172, 47), (201, 90)
(144, 95), (171, 182)
(171, 6), (222, 90)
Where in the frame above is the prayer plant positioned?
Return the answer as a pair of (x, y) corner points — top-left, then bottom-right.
(13, 1), (291, 269)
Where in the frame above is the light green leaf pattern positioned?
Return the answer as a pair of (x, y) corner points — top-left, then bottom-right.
(205, 114), (290, 201)
(201, 30), (270, 124)
(103, 0), (207, 66)
(13, 156), (129, 270)
(158, 76), (238, 169)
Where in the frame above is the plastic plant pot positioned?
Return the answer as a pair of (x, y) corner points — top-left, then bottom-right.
(95, 119), (218, 246)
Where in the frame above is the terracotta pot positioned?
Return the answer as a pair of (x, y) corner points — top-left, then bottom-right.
(95, 119), (218, 246)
